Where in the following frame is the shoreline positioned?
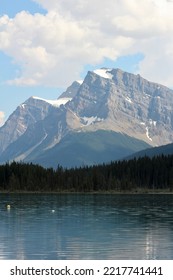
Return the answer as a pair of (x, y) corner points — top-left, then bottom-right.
(0, 189), (173, 195)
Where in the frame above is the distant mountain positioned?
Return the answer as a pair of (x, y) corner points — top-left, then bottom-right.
(1, 68), (173, 168)
(125, 141), (173, 160)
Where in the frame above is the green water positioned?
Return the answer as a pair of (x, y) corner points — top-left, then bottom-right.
(0, 194), (173, 259)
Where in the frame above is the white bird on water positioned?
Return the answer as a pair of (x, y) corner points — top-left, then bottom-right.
(7, 204), (11, 210)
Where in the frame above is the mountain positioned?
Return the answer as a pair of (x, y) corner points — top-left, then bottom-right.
(0, 96), (72, 163)
(0, 68), (173, 168)
(125, 141), (173, 160)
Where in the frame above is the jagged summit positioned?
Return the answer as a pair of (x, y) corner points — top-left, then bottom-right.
(59, 80), (81, 99)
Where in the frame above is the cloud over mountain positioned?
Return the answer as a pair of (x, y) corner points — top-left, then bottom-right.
(0, 0), (173, 87)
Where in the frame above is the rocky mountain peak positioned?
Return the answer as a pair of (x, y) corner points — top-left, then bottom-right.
(66, 68), (173, 146)
(0, 96), (54, 154)
(59, 80), (81, 99)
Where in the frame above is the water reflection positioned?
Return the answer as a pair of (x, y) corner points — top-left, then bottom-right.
(0, 194), (173, 259)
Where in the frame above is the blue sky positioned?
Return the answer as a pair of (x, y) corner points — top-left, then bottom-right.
(0, 0), (173, 125)
(0, 0), (46, 17)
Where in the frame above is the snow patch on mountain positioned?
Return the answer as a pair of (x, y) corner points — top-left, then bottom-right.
(149, 119), (157, 126)
(77, 80), (83, 85)
(20, 104), (26, 109)
(146, 127), (152, 141)
(140, 122), (153, 141)
(125, 97), (133, 103)
(82, 116), (104, 126)
(93, 68), (113, 79)
(32, 96), (72, 107)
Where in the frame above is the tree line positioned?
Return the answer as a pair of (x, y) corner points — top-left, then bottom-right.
(0, 154), (173, 192)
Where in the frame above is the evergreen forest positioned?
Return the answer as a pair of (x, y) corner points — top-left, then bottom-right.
(0, 154), (173, 192)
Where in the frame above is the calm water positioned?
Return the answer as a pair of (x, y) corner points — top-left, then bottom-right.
(0, 194), (173, 260)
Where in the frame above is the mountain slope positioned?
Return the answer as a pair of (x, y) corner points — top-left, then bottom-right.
(27, 130), (151, 168)
(0, 105), (70, 163)
(0, 96), (54, 154)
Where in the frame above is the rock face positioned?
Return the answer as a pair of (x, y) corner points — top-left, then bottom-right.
(68, 68), (173, 146)
(0, 97), (53, 154)
(0, 68), (173, 168)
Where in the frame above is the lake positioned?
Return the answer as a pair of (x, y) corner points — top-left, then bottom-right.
(0, 193), (173, 259)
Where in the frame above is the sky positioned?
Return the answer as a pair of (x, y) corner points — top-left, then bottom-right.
(0, 0), (173, 125)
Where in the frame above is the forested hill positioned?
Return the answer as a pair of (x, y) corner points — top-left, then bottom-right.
(0, 154), (173, 192)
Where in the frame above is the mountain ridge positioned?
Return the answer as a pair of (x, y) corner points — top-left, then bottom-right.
(125, 141), (173, 160)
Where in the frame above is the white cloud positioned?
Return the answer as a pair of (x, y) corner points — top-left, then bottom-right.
(0, 111), (5, 126)
(0, 0), (173, 87)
